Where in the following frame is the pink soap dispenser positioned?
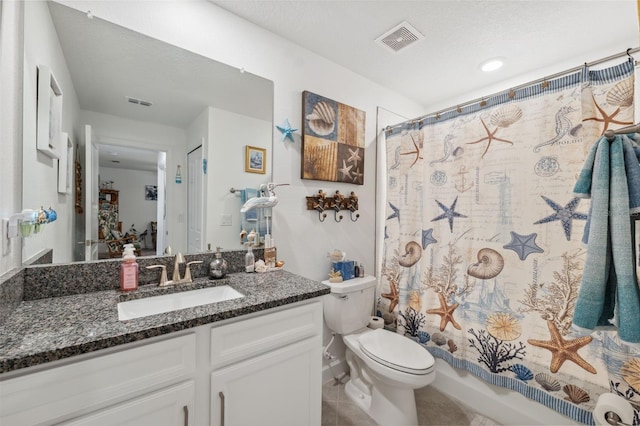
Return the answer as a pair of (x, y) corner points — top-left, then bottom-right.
(120, 244), (139, 292)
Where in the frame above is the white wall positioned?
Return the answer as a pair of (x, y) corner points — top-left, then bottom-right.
(21, 0), (80, 264)
(99, 167), (157, 240)
(0, 0), (23, 274)
(207, 108), (271, 250)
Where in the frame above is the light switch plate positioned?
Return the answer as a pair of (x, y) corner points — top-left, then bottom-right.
(220, 215), (232, 226)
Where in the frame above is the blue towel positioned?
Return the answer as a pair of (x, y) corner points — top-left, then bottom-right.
(622, 136), (640, 214)
(572, 136), (640, 343)
(241, 188), (258, 221)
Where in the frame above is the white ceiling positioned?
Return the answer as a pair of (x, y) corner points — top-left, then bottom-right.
(209, 0), (639, 111)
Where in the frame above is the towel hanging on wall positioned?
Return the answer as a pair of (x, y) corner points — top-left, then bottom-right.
(572, 134), (640, 343)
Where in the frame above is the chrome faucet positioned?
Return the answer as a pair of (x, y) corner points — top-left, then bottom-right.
(146, 252), (203, 287)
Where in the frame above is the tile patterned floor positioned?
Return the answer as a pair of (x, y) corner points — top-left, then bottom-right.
(322, 379), (501, 426)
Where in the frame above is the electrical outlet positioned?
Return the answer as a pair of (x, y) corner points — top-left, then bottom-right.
(2, 219), (10, 256)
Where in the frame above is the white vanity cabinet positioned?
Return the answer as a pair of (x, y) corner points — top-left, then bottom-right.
(209, 301), (323, 426)
(0, 333), (197, 425)
(0, 299), (323, 426)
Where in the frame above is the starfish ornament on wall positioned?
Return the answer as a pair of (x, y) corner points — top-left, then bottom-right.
(527, 321), (596, 374)
(426, 293), (462, 332)
(381, 282), (399, 313)
(276, 119), (297, 142)
(533, 196), (587, 241)
(503, 231), (544, 260)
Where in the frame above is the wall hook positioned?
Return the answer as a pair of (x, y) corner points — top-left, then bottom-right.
(350, 211), (360, 222)
(319, 211), (327, 222)
(334, 210), (343, 222)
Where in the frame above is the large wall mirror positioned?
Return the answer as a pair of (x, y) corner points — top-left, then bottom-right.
(22, 1), (274, 265)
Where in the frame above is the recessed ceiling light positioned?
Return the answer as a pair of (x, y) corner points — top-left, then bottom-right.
(480, 58), (504, 72)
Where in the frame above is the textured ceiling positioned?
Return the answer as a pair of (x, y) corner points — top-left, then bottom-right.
(209, 0), (639, 111)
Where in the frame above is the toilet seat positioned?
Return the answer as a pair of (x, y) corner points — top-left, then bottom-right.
(358, 329), (434, 375)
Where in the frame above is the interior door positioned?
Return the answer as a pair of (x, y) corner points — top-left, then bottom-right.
(187, 146), (204, 253)
(84, 124), (99, 261)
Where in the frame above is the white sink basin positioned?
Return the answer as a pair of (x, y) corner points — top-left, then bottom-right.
(117, 285), (244, 321)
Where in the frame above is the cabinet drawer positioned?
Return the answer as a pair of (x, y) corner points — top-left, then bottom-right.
(0, 333), (196, 425)
(210, 300), (322, 369)
(64, 381), (194, 426)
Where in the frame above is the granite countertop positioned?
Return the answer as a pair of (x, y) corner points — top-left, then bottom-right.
(0, 270), (330, 375)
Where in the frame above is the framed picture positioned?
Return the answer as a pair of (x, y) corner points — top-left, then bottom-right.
(145, 185), (158, 201)
(301, 91), (366, 185)
(57, 132), (73, 194)
(245, 145), (266, 174)
(36, 65), (63, 159)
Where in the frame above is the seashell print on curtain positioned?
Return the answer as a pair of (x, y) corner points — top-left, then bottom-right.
(380, 61), (639, 424)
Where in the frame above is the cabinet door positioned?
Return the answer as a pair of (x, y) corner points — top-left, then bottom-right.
(211, 338), (321, 426)
(63, 381), (194, 426)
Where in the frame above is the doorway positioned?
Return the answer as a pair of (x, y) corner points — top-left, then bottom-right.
(96, 142), (166, 258)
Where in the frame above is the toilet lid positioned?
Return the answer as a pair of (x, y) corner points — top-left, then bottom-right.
(358, 329), (434, 375)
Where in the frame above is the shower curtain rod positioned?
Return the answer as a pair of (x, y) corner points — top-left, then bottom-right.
(387, 46), (640, 131)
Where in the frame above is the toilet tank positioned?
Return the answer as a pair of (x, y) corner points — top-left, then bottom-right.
(322, 276), (377, 334)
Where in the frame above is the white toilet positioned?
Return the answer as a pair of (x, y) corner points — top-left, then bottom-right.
(322, 276), (435, 426)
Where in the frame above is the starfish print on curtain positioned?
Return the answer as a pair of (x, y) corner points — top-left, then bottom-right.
(381, 282), (399, 313)
(422, 228), (437, 249)
(466, 105), (522, 159)
(426, 293), (462, 332)
(527, 321), (596, 374)
(503, 231), (544, 260)
(533, 196), (587, 241)
(583, 80), (634, 135)
(387, 202), (400, 221)
(431, 196), (467, 232)
(400, 132), (423, 168)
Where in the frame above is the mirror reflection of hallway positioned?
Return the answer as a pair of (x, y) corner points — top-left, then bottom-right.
(95, 142), (165, 260)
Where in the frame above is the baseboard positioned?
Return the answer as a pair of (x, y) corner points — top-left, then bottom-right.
(322, 358), (348, 384)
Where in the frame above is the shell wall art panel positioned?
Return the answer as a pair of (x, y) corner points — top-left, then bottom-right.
(301, 91), (366, 184)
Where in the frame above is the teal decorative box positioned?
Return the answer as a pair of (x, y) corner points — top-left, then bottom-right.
(332, 260), (355, 280)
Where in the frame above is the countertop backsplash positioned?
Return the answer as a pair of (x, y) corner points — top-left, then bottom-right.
(0, 248), (264, 325)
(23, 248), (264, 301)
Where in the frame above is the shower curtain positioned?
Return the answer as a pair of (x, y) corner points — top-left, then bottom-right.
(380, 60), (639, 424)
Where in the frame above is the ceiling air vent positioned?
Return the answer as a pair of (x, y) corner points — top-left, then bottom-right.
(375, 21), (424, 53)
(126, 96), (153, 107)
